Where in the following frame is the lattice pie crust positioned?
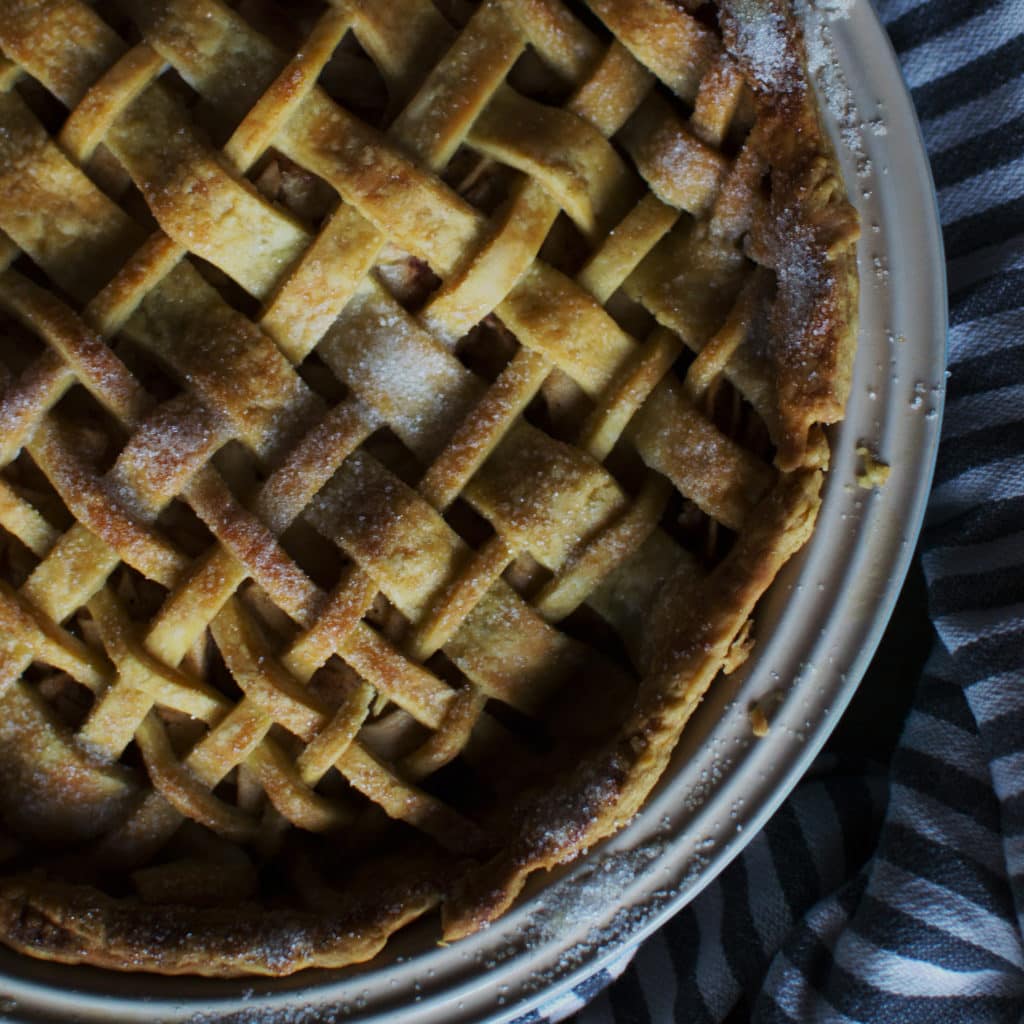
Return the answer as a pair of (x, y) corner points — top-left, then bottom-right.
(0, 0), (857, 976)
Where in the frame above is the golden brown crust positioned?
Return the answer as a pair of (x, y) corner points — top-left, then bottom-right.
(719, 0), (860, 469)
(0, 869), (443, 977)
(0, 0), (857, 976)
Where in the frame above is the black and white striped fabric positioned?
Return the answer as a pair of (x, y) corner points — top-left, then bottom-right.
(531, 0), (1024, 1019)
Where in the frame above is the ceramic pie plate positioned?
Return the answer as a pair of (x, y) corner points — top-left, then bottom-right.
(0, 1), (946, 1020)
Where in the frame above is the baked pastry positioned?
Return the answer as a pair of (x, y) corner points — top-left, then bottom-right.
(0, 0), (858, 977)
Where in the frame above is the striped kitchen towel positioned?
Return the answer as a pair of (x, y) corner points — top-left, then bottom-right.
(544, 0), (1024, 1020)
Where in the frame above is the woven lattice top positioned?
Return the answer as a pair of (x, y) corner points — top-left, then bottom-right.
(0, 0), (857, 976)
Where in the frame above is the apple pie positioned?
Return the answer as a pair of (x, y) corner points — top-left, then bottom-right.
(0, 0), (858, 976)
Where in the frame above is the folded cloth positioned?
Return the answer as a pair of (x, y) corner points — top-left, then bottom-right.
(541, 0), (1024, 1019)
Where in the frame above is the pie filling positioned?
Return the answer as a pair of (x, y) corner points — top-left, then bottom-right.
(0, 0), (857, 976)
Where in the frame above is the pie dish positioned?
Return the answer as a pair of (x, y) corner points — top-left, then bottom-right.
(0, 0), (858, 978)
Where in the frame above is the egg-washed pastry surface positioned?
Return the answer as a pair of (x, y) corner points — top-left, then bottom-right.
(0, 0), (857, 976)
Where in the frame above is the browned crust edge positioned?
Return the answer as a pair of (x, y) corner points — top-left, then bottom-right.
(733, 0), (861, 471)
(0, 871), (442, 977)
